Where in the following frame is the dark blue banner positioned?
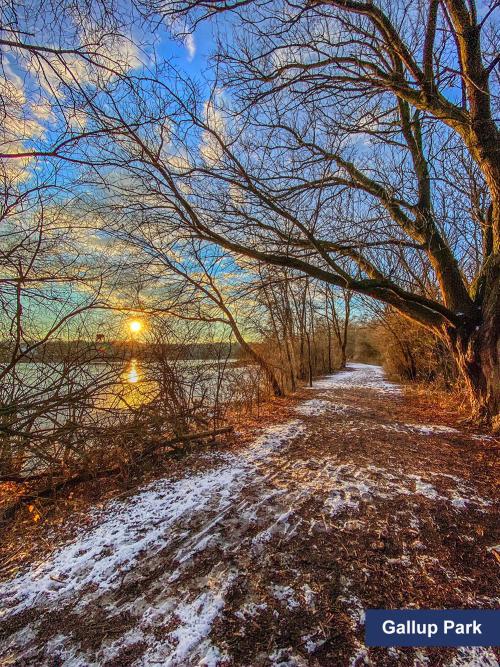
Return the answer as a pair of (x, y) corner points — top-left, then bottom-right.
(365, 609), (499, 647)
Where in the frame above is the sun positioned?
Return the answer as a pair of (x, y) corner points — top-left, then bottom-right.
(129, 320), (143, 333)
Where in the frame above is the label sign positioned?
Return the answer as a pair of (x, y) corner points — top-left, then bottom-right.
(365, 610), (499, 647)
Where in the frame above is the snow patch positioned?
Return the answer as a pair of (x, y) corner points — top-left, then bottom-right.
(0, 420), (305, 666)
(235, 602), (268, 620)
(406, 424), (460, 435)
(318, 464), (492, 515)
(271, 585), (300, 610)
(301, 633), (326, 654)
(349, 644), (373, 666)
(410, 475), (440, 499)
(339, 593), (366, 627)
(301, 584), (315, 609)
(0, 467), (239, 619)
(312, 364), (401, 394)
(295, 399), (332, 416)
(268, 647), (309, 666)
(445, 647), (500, 667)
(166, 572), (236, 667)
(196, 644), (230, 667)
(325, 478), (372, 515)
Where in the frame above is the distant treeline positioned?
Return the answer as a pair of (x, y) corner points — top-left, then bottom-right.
(0, 340), (242, 363)
(1, 327), (384, 366)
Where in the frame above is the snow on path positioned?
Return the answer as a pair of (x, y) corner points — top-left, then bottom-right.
(294, 399), (332, 416)
(0, 421), (305, 665)
(310, 363), (401, 394)
(0, 364), (495, 667)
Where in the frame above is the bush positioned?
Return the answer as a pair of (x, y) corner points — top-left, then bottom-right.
(375, 310), (458, 388)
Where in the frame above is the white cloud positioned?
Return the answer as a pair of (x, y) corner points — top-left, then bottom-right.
(200, 95), (227, 166)
(0, 67), (46, 184)
(184, 33), (196, 61)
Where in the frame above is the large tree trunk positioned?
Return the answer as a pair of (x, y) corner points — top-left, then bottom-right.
(449, 264), (499, 430)
(454, 333), (499, 431)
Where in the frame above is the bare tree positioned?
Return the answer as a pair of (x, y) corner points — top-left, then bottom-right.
(82, 0), (498, 426)
(106, 230), (286, 395)
(0, 193), (115, 477)
(3, 0), (498, 426)
(324, 286), (351, 369)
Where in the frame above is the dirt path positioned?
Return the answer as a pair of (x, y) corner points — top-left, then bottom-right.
(0, 364), (498, 667)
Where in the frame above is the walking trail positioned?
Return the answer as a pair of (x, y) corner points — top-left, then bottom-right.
(0, 364), (498, 667)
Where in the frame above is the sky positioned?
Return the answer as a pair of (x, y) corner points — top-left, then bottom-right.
(156, 19), (214, 80)
(3, 0), (492, 341)
(1, 3), (232, 340)
(1, 0), (219, 161)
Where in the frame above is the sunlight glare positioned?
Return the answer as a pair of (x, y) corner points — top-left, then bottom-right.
(129, 320), (142, 333)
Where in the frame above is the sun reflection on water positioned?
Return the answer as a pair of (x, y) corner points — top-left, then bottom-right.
(126, 359), (140, 384)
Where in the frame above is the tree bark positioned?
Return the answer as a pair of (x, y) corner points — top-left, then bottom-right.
(340, 341), (347, 370)
(448, 260), (500, 430)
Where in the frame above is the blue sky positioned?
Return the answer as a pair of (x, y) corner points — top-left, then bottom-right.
(156, 20), (214, 81)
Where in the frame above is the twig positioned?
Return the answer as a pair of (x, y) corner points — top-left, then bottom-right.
(0, 426), (233, 523)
